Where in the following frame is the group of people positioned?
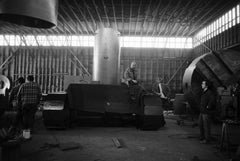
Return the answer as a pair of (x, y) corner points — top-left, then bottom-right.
(122, 61), (171, 105)
(8, 75), (41, 140)
(4, 61), (217, 144)
(123, 61), (217, 144)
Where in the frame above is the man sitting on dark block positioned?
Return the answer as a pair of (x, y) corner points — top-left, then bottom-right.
(122, 61), (140, 101)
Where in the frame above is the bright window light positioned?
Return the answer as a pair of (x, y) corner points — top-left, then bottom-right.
(233, 8), (236, 26)
(194, 4), (239, 47)
(237, 5), (240, 24)
(0, 35), (192, 49)
(120, 36), (192, 48)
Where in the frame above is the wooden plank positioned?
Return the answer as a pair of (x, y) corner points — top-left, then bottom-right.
(9, 47), (14, 78)
(41, 50), (45, 92)
(68, 49), (72, 76)
(44, 49), (48, 93)
(56, 49), (60, 92)
(49, 48), (53, 93)
(53, 51), (57, 92)
(112, 138), (122, 148)
(33, 48), (36, 79)
(64, 50), (68, 90)
(59, 49), (64, 91)
(25, 50), (29, 76)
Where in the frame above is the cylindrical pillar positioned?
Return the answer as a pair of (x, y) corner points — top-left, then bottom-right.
(93, 28), (121, 85)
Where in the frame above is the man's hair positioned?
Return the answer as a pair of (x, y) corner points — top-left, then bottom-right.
(17, 77), (25, 84)
(203, 80), (212, 88)
(154, 76), (162, 82)
(27, 75), (34, 82)
(131, 61), (136, 65)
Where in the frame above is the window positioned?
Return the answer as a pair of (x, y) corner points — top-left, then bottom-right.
(194, 4), (239, 47)
(237, 5), (240, 24)
(0, 35), (192, 49)
(121, 36), (192, 48)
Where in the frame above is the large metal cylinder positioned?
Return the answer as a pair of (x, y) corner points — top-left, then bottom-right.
(0, 0), (58, 28)
(182, 49), (240, 113)
(93, 28), (121, 85)
(0, 75), (10, 96)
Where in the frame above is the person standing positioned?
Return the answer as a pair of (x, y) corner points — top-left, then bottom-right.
(17, 75), (41, 140)
(8, 77), (25, 133)
(152, 77), (171, 110)
(9, 77), (25, 109)
(199, 80), (216, 143)
(233, 80), (240, 120)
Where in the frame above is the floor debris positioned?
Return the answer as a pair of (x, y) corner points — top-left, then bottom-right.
(59, 142), (80, 151)
(112, 138), (122, 148)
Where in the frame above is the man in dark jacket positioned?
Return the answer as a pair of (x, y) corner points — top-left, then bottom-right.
(8, 77), (25, 133)
(199, 80), (216, 143)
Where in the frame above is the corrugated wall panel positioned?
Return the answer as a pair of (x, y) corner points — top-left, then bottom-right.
(0, 46), (191, 94)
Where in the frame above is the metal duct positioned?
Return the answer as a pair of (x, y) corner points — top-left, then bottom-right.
(182, 49), (240, 112)
(93, 28), (121, 85)
(0, 0), (58, 28)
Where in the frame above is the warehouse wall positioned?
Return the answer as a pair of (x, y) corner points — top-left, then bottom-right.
(194, 24), (240, 57)
(0, 46), (192, 94)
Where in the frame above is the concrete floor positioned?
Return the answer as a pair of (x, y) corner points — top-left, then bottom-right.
(1, 114), (231, 161)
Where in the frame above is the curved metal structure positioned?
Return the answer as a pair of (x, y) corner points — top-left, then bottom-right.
(93, 28), (121, 85)
(0, 0), (58, 28)
(0, 75), (10, 96)
(182, 49), (240, 112)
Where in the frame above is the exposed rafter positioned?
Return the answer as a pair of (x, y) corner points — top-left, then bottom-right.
(0, 0), (238, 37)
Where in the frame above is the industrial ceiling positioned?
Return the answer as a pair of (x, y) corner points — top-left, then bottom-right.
(0, 0), (238, 37)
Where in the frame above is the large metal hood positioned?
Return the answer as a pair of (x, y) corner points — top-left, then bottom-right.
(182, 48), (240, 112)
(0, 0), (58, 28)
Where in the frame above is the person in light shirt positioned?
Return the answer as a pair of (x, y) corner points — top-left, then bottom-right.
(152, 77), (171, 109)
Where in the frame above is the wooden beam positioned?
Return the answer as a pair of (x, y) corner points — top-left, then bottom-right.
(101, 0), (110, 27)
(166, 57), (189, 85)
(187, 0), (231, 36)
(83, 0), (98, 32)
(58, 14), (76, 34)
(91, 0), (104, 27)
(146, 0), (162, 36)
(159, 0), (183, 37)
(179, 0), (215, 36)
(152, 1), (172, 36)
(168, 0), (193, 36)
(128, 0), (132, 35)
(72, 0), (95, 34)
(141, 0), (153, 36)
(111, 0), (118, 30)
(69, 49), (91, 77)
(121, 0), (124, 35)
(60, 5), (79, 34)
(134, 0), (143, 35)
(65, 0), (89, 34)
